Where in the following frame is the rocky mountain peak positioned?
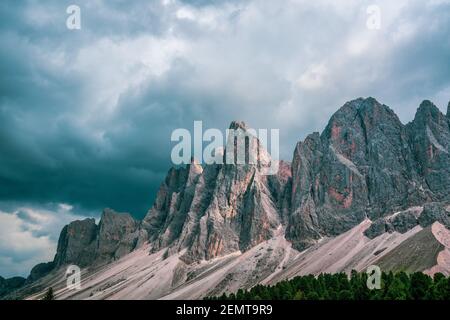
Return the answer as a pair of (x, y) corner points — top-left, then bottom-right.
(52, 210), (141, 271)
(331, 97), (382, 114)
(287, 98), (441, 250)
(324, 97), (400, 143)
(414, 100), (443, 124)
(140, 119), (284, 262)
(53, 218), (98, 268)
(407, 100), (450, 200)
(223, 120), (274, 169)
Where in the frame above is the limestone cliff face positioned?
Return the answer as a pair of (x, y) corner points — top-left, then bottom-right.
(96, 209), (142, 262)
(53, 218), (98, 267)
(53, 209), (140, 268)
(407, 100), (450, 201)
(141, 158), (204, 252)
(287, 98), (449, 250)
(141, 122), (284, 262)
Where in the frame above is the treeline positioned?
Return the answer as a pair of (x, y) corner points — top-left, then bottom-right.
(208, 271), (450, 300)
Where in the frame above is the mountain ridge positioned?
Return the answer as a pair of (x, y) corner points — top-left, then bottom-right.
(2, 97), (450, 300)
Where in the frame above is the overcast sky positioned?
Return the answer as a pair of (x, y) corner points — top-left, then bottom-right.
(1, 0), (449, 277)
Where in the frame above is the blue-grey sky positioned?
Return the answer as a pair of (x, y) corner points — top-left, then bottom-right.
(1, 0), (450, 277)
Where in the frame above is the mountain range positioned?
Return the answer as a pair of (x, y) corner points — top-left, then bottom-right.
(1, 97), (450, 300)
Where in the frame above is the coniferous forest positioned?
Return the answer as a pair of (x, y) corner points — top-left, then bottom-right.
(208, 271), (450, 300)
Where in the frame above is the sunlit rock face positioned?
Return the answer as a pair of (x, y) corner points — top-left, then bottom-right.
(141, 122), (285, 263)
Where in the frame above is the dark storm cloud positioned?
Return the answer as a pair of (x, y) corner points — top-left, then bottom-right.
(1, 0), (450, 217)
(0, 0), (176, 217)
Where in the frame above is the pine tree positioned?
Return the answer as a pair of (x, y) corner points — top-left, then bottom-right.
(210, 271), (450, 300)
(293, 290), (305, 300)
(337, 289), (353, 300)
(431, 274), (450, 300)
(236, 289), (245, 300)
(42, 287), (55, 300)
(410, 272), (432, 300)
(305, 291), (319, 300)
(385, 277), (408, 300)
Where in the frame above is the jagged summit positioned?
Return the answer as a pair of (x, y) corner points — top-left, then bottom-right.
(407, 99), (450, 200)
(414, 100), (444, 122)
(324, 97), (400, 140)
(52, 209), (141, 269)
(419, 99), (437, 108)
(140, 117), (283, 262)
(332, 97), (383, 114)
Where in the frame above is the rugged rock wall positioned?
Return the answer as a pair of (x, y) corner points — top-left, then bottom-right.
(407, 100), (450, 200)
(287, 98), (449, 250)
(364, 203), (450, 239)
(141, 121), (285, 262)
(45, 208), (141, 275)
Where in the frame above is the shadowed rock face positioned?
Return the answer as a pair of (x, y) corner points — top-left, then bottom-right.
(447, 101), (450, 119)
(53, 218), (98, 267)
(419, 202), (450, 229)
(96, 209), (141, 262)
(141, 158), (205, 252)
(407, 100), (450, 200)
(0, 276), (26, 297)
(287, 98), (434, 250)
(364, 203), (450, 239)
(26, 262), (55, 283)
(7, 97), (450, 298)
(53, 209), (140, 268)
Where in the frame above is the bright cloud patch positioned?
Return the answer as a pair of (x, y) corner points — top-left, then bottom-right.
(0, 204), (89, 277)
